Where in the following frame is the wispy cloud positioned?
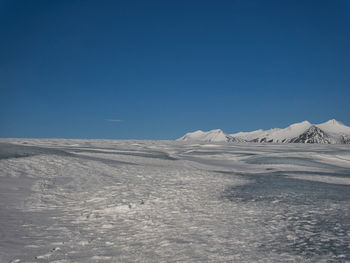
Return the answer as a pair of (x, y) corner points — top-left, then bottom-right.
(105, 119), (123, 122)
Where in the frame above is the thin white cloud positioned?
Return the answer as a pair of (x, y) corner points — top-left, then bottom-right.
(105, 119), (123, 122)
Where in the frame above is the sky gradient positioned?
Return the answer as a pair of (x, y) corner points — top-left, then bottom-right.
(1, 0), (350, 139)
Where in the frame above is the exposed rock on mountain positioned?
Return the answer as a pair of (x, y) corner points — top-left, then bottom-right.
(289, 126), (333, 144)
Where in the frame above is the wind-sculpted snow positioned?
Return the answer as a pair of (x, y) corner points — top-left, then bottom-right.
(0, 139), (350, 262)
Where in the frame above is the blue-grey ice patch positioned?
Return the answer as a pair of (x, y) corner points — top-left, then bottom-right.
(245, 155), (341, 170)
(0, 142), (72, 159)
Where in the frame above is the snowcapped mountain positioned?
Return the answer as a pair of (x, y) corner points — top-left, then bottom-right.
(316, 119), (350, 144)
(289, 126), (334, 144)
(234, 120), (313, 143)
(178, 119), (350, 144)
(177, 129), (244, 143)
(231, 128), (280, 141)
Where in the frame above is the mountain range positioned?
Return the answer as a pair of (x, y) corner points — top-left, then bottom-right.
(177, 119), (350, 144)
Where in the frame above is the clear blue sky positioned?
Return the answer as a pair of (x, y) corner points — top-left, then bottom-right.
(1, 0), (350, 139)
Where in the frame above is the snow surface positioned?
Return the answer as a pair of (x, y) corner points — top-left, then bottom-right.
(1, 138), (350, 262)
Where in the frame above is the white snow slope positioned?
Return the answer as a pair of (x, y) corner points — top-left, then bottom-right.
(179, 119), (350, 144)
(1, 138), (350, 262)
(177, 129), (243, 143)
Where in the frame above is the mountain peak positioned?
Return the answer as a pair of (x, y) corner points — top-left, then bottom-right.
(316, 119), (350, 138)
(209, 129), (225, 133)
(177, 129), (231, 142)
(323, 119), (343, 126)
(290, 120), (311, 127)
(191, 130), (204, 134)
(289, 125), (334, 144)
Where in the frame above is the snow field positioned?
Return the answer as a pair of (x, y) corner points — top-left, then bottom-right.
(0, 139), (350, 262)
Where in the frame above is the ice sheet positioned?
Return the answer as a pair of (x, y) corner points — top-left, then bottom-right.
(0, 139), (349, 262)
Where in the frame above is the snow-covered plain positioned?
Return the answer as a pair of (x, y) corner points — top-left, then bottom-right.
(0, 139), (350, 262)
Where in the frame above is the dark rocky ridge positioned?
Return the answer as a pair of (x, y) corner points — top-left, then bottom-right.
(289, 126), (333, 144)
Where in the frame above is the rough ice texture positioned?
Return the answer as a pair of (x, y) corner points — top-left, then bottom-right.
(0, 138), (350, 262)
